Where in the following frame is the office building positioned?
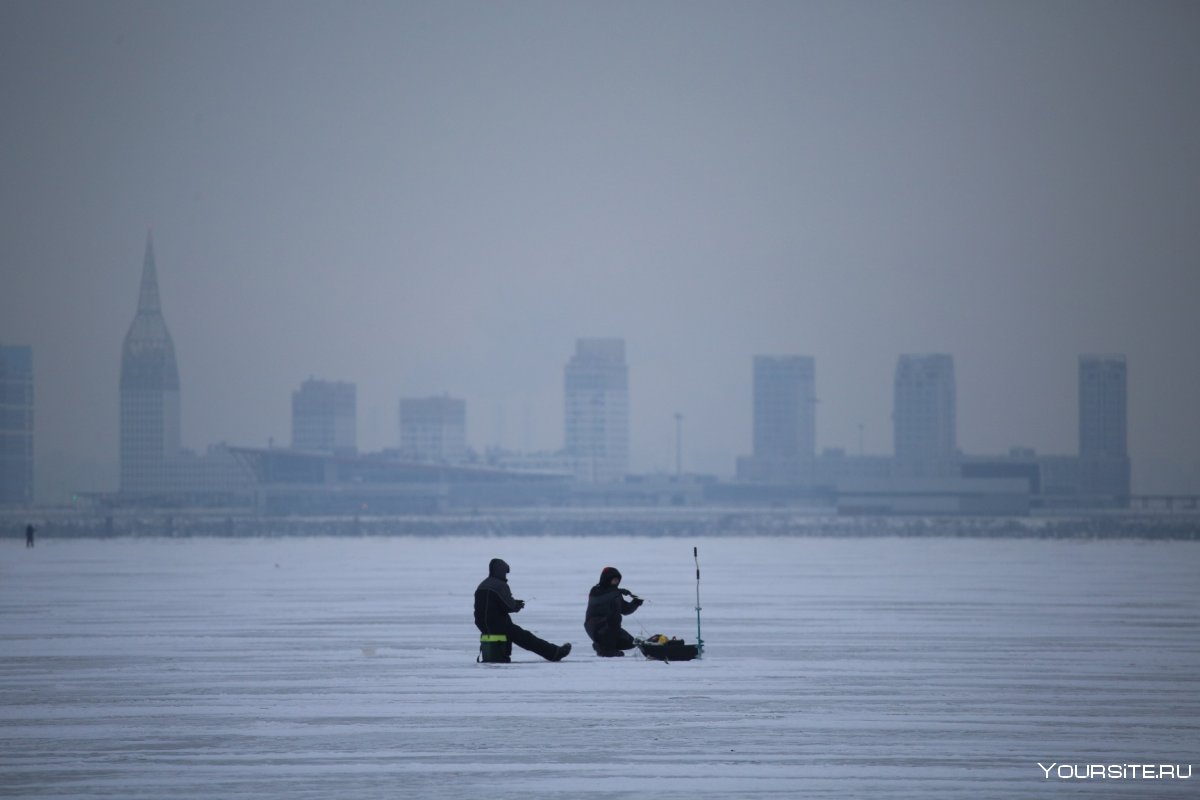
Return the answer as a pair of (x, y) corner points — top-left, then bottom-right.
(564, 338), (629, 483)
(400, 395), (466, 462)
(292, 379), (357, 454)
(1078, 355), (1130, 503)
(1079, 355), (1127, 457)
(893, 354), (957, 464)
(120, 234), (181, 492)
(736, 355), (817, 484)
(753, 355), (816, 458)
(0, 345), (34, 505)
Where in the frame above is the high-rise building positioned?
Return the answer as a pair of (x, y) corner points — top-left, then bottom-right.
(753, 355), (816, 459)
(0, 344), (34, 505)
(115, 234), (251, 504)
(1078, 355), (1130, 504)
(292, 379), (356, 454)
(735, 355), (818, 484)
(564, 338), (629, 483)
(893, 354), (956, 463)
(120, 234), (181, 493)
(400, 395), (466, 462)
(1079, 355), (1127, 457)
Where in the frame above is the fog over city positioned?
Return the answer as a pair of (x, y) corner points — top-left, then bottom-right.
(2, 1), (1198, 499)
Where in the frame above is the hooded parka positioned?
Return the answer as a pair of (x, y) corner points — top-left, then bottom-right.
(584, 566), (642, 654)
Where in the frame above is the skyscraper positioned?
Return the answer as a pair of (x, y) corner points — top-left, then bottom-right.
(564, 338), (629, 483)
(400, 395), (466, 462)
(893, 354), (956, 463)
(753, 355), (816, 460)
(1078, 355), (1130, 504)
(0, 345), (34, 505)
(1079, 355), (1127, 457)
(120, 234), (181, 493)
(292, 379), (357, 454)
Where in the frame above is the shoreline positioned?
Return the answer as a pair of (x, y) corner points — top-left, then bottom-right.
(5, 507), (1199, 540)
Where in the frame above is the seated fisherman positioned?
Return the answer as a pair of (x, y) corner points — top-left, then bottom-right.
(584, 566), (644, 657)
(474, 558), (571, 662)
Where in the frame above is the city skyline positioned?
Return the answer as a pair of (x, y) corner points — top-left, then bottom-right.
(2, 3), (1198, 499)
(0, 230), (1180, 503)
(0, 228), (1186, 501)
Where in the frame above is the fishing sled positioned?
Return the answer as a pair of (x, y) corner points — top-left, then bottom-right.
(635, 634), (700, 662)
(632, 547), (706, 662)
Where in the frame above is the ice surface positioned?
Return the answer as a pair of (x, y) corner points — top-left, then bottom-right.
(2, 535), (1198, 798)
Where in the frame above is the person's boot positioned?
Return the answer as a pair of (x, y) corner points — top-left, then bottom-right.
(550, 642), (572, 662)
(593, 644), (624, 657)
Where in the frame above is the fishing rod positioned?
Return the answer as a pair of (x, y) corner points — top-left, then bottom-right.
(694, 546), (704, 657)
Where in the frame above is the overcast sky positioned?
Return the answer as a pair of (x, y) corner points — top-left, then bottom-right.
(2, 0), (1198, 498)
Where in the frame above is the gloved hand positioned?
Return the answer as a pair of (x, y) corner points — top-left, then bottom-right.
(514, 599), (526, 611)
(632, 596), (644, 608)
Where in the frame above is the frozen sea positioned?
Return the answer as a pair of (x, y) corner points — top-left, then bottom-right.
(2, 534), (1198, 799)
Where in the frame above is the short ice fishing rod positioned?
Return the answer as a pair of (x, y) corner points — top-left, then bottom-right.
(694, 546), (705, 657)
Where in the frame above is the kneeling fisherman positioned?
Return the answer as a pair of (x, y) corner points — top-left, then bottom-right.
(584, 566), (643, 657)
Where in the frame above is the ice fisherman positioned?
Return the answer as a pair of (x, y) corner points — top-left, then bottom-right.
(474, 558), (571, 662)
(25, 523), (35, 548)
(584, 566), (644, 657)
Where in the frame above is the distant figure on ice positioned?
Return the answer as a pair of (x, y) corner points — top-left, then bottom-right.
(584, 566), (643, 657)
(474, 558), (571, 663)
(25, 523), (35, 548)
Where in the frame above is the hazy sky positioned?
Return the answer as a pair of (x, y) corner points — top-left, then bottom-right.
(2, 0), (1198, 498)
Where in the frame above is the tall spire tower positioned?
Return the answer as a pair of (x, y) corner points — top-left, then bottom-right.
(120, 232), (181, 492)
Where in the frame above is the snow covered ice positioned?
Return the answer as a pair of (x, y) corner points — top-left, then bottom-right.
(2, 534), (1198, 798)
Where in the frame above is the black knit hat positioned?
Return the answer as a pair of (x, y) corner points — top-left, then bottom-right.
(599, 566), (622, 585)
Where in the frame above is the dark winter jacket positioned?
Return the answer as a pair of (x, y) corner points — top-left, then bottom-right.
(584, 567), (641, 641)
(475, 558), (523, 635)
